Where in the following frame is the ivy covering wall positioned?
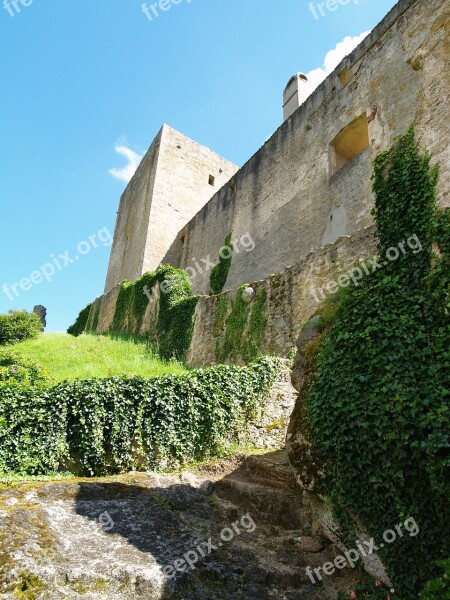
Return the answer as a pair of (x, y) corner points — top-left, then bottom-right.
(0, 357), (280, 476)
(301, 128), (449, 598)
(215, 285), (268, 363)
(68, 260), (272, 365)
(210, 233), (233, 294)
(67, 304), (92, 337)
(68, 265), (200, 361)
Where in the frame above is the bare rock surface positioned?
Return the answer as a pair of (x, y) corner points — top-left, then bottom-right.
(242, 364), (298, 450)
(0, 452), (357, 599)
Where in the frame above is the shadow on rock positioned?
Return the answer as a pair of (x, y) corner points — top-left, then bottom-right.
(72, 455), (320, 599)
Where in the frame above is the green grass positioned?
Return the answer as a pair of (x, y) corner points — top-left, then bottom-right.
(8, 333), (188, 382)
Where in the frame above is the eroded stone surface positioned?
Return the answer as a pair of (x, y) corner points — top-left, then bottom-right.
(0, 453), (359, 599)
(242, 364), (298, 450)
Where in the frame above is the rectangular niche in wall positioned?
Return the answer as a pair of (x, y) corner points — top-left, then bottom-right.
(338, 67), (350, 88)
(329, 113), (370, 176)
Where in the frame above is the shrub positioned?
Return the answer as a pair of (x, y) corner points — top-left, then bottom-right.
(0, 386), (68, 475)
(0, 311), (42, 345)
(0, 351), (51, 389)
(419, 560), (450, 599)
(0, 357), (280, 476)
(302, 128), (449, 597)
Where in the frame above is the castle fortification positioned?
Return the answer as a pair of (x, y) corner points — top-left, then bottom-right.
(105, 125), (238, 292)
(82, 0), (449, 365)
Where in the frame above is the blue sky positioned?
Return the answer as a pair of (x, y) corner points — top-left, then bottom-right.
(0, 0), (398, 331)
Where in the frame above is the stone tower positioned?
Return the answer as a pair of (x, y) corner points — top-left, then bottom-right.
(104, 124), (238, 293)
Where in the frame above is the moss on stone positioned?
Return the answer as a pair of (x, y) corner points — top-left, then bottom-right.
(11, 572), (46, 599)
(264, 418), (286, 432)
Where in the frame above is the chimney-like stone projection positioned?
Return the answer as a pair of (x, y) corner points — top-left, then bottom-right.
(283, 73), (310, 121)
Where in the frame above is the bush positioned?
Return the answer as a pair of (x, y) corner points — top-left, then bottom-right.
(0, 357), (280, 476)
(419, 560), (450, 599)
(0, 351), (51, 389)
(302, 128), (449, 597)
(0, 311), (42, 345)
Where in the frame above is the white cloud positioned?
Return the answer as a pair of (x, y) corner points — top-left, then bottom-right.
(305, 31), (371, 93)
(109, 145), (143, 183)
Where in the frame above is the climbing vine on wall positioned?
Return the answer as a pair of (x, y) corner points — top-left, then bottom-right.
(68, 266), (199, 361)
(210, 233), (233, 294)
(216, 286), (268, 363)
(302, 127), (449, 598)
(67, 304), (92, 337)
(90, 301), (101, 332)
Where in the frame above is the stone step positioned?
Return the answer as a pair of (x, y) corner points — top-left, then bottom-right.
(0, 453), (350, 599)
(240, 450), (299, 491)
(213, 472), (309, 531)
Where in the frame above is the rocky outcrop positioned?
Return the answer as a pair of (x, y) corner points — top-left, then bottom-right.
(0, 452), (360, 599)
(287, 316), (323, 494)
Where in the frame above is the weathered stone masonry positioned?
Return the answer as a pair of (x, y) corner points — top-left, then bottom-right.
(89, 227), (378, 365)
(163, 0), (449, 295)
(87, 0), (448, 364)
(104, 125), (238, 293)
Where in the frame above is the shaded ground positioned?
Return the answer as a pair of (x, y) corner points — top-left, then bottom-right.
(0, 452), (357, 599)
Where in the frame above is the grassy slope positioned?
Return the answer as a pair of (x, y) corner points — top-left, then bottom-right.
(9, 333), (187, 382)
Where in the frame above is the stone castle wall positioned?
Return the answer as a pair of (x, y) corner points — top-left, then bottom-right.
(104, 129), (162, 293)
(91, 0), (449, 365)
(185, 227), (377, 366)
(162, 0), (449, 295)
(89, 227), (378, 366)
